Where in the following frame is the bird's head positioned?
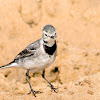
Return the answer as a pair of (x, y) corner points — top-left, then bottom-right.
(42, 25), (57, 47)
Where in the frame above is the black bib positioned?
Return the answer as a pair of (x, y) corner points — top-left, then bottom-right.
(43, 42), (57, 55)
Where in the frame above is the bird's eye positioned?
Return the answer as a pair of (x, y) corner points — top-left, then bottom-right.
(45, 34), (47, 36)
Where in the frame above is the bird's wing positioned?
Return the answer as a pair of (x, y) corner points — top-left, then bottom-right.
(15, 39), (40, 60)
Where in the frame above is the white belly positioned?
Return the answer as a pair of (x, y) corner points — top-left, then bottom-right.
(20, 53), (55, 73)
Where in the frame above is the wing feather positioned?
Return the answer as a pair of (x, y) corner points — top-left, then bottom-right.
(15, 39), (40, 60)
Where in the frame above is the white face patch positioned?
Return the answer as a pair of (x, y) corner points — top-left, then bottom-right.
(42, 31), (57, 47)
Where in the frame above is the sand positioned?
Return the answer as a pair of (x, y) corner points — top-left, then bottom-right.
(0, 0), (100, 99)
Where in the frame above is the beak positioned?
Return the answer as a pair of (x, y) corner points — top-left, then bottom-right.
(50, 36), (55, 39)
(50, 35), (57, 39)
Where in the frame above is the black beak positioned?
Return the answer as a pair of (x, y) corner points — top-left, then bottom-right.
(50, 36), (54, 39)
(50, 35), (56, 39)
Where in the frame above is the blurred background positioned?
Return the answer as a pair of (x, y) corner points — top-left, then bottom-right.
(0, 0), (100, 100)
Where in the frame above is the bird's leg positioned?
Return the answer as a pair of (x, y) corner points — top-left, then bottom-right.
(26, 69), (41, 97)
(42, 70), (59, 93)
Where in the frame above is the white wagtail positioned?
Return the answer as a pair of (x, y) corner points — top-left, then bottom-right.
(0, 25), (58, 97)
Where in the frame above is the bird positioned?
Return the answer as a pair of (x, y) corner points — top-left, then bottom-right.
(0, 25), (58, 97)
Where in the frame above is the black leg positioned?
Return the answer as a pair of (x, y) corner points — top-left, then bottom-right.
(42, 70), (59, 93)
(26, 69), (42, 97)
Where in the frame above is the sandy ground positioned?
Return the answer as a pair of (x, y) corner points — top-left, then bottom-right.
(0, 0), (100, 100)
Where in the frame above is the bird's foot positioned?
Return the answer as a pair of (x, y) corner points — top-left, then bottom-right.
(27, 89), (43, 97)
(48, 85), (60, 93)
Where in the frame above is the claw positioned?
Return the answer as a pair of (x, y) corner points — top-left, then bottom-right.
(48, 85), (60, 93)
(27, 91), (31, 95)
(27, 89), (43, 97)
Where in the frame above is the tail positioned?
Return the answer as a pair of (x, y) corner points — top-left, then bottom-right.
(0, 60), (18, 69)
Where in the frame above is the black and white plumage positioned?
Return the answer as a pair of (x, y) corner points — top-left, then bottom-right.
(0, 25), (58, 97)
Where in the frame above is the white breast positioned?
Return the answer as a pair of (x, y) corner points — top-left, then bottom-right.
(21, 41), (56, 73)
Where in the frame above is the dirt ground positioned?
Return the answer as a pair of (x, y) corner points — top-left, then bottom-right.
(0, 0), (100, 100)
